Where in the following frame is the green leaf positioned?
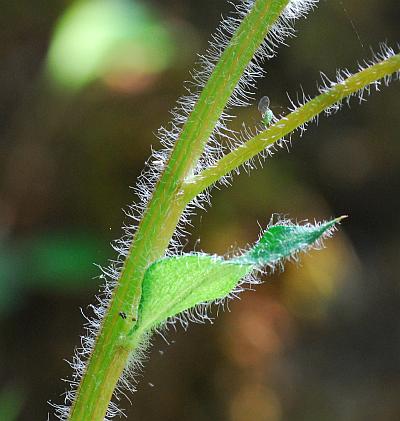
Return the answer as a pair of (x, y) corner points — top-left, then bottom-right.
(136, 255), (252, 334)
(238, 217), (344, 266)
(134, 217), (344, 335)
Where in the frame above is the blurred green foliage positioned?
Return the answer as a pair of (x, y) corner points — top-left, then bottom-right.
(46, 0), (175, 91)
(0, 233), (107, 314)
(0, 386), (24, 421)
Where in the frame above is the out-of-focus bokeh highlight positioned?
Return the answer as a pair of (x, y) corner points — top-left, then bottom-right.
(46, 0), (175, 93)
(0, 0), (399, 419)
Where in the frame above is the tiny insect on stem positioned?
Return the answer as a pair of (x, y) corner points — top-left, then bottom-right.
(258, 95), (275, 127)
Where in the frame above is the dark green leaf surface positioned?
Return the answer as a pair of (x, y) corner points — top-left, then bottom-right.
(239, 218), (340, 265)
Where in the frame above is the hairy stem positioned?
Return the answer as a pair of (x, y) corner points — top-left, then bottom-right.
(68, 1), (290, 419)
(182, 53), (400, 202)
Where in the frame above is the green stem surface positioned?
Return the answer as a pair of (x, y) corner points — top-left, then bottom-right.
(68, 1), (290, 420)
(182, 53), (400, 202)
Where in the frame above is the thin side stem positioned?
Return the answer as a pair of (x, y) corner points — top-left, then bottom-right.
(181, 53), (400, 202)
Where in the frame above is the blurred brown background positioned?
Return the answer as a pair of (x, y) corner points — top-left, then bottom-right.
(1, 0), (400, 420)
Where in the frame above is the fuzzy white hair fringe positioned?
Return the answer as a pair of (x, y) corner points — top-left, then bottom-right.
(51, 1), (325, 419)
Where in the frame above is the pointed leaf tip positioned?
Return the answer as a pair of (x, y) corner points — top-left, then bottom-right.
(239, 217), (343, 267)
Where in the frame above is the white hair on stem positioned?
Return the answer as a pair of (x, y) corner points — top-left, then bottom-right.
(121, 0), (320, 259)
(52, 1), (347, 419)
(209, 42), (400, 187)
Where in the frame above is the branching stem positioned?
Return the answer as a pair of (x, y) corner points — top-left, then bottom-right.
(68, 1), (290, 419)
(181, 53), (400, 202)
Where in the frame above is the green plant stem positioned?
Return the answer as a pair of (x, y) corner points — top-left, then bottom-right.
(68, 1), (290, 420)
(181, 53), (400, 202)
